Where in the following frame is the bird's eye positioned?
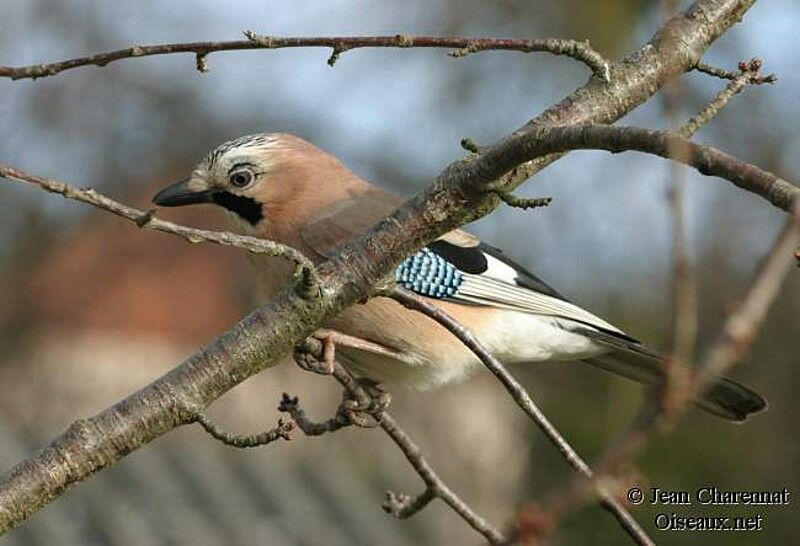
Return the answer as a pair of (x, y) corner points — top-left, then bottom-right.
(229, 170), (253, 188)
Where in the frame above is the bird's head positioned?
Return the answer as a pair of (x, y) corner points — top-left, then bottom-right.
(152, 133), (341, 233)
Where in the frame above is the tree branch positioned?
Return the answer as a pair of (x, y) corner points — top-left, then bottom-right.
(0, 33), (610, 81)
(660, 56), (771, 417)
(482, 124), (799, 212)
(0, 164), (319, 288)
(682, 57), (775, 138)
(694, 60), (777, 84)
(694, 208), (800, 394)
(194, 412), (294, 448)
(0, 0), (761, 533)
(480, 0), (758, 200)
(290, 339), (507, 544)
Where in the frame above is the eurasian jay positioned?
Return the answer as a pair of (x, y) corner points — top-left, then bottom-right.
(153, 133), (766, 422)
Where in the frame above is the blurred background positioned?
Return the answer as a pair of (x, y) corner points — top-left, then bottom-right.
(0, 0), (797, 544)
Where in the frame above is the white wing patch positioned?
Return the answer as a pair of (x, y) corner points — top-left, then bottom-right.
(454, 273), (625, 334)
(482, 253), (520, 284)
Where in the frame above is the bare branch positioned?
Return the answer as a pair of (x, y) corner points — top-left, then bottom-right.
(0, 33), (610, 81)
(695, 59), (776, 84)
(387, 288), (654, 546)
(694, 208), (800, 395)
(291, 338), (507, 544)
(661, 56), (772, 417)
(0, 163), (319, 289)
(442, 36), (610, 81)
(495, 124), (800, 212)
(682, 57), (775, 137)
(492, 191), (553, 210)
(194, 412), (294, 448)
(278, 393), (353, 436)
(662, 61), (697, 419)
(477, 0), (760, 202)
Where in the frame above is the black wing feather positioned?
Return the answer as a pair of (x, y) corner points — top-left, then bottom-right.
(479, 243), (569, 301)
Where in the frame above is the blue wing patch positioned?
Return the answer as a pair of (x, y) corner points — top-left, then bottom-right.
(395, 242), (639, 343)
(395, 247), (463, 299)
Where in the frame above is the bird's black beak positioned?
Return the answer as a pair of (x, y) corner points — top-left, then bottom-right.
(152, 178), (217, 207)
(152, 177), (265, 225)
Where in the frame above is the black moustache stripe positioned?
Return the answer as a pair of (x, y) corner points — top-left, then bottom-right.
(211, 191), (263, 225)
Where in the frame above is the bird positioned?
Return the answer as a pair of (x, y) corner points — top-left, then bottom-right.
(153, 132), (766, 422)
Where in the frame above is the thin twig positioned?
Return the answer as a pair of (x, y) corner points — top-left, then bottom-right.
(291, 338), (507, 544)
(0, 163), (319, 289)
(194, 412), (294, 448)
(493, 191), (553, 210)
(660, 57), (771, 419)
(694, 60), (776, 85)
(0, 33), (611, 81)
(387, 287), (654, 546)
(278, 393), (352, 436)
(444, 36), (610, 81)
(682, 58), (775, 138)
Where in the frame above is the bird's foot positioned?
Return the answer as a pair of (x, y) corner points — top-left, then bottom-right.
(292, 334), (335, 375)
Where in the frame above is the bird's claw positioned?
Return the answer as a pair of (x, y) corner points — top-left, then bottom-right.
(292, 346), (334, 375)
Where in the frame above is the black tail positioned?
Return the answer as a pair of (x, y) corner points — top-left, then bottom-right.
(585, 353), (766, 422)
(575, 327), (766, 422)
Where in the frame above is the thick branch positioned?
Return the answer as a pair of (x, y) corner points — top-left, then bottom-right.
(476, 124), (799, 212)
(0, 34), (610, 81)
(0, 0), (759, 533)
(488, 0), (758, 197)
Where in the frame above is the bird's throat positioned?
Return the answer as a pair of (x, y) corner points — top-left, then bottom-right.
(211, 191), (263, 226)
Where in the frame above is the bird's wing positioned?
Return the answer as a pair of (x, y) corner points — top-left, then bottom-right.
(299, 187), (626, 337)
(299, 186), (405, 259)
(395, 239), (636, 340)
(299, 186), (480, 260)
